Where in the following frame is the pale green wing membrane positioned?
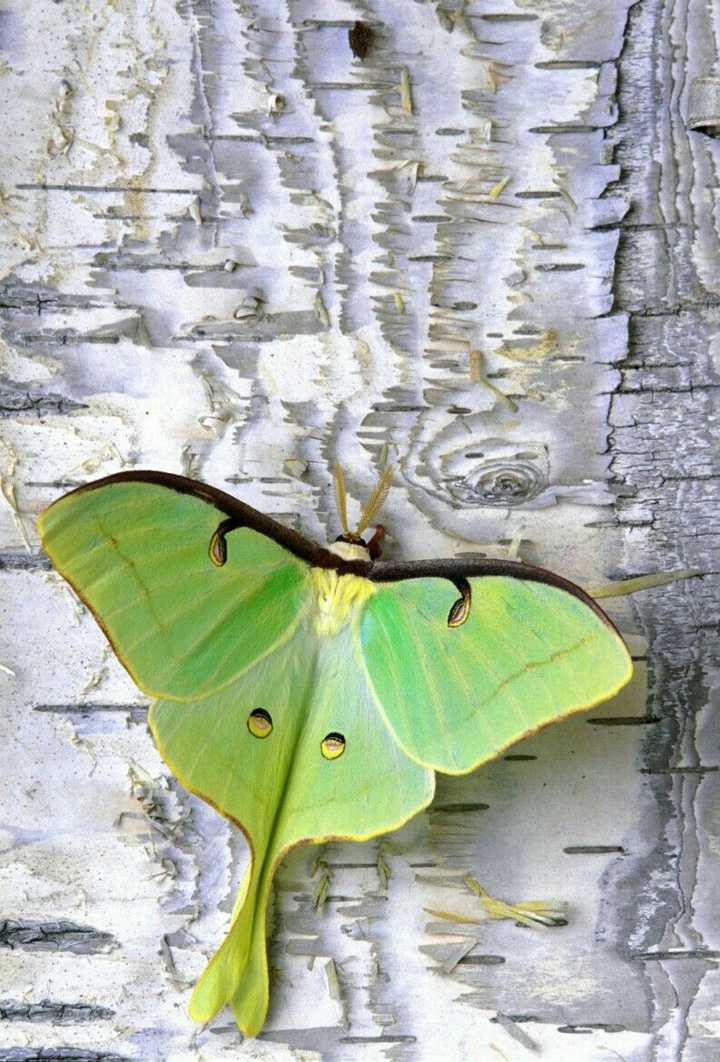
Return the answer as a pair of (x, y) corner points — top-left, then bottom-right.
(150, 618), (433, 1036)
(359, 575), (633, 775)
(38, 478), (309, 701)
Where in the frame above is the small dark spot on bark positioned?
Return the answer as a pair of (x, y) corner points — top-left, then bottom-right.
(457, 953), (505, 965)
(431, 802), (490, 814)
(348, 22), (374, 60)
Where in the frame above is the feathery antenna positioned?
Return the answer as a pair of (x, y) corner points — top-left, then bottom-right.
(333, 463), (351, 536)
(356, 465), (393, 535)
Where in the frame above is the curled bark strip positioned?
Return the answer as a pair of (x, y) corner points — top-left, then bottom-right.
(687, 77), (720, 135)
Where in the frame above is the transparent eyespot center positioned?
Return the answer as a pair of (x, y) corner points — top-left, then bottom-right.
(248, 708), (273, 739)
(321, 732), (346, 760)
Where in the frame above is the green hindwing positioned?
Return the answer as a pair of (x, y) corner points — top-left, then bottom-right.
(149, 617), (433, 1036)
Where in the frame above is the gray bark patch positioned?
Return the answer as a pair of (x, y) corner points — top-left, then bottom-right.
(0, 921), (117, 955)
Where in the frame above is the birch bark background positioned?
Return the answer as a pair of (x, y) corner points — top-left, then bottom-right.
(0, 1), (718, 1060)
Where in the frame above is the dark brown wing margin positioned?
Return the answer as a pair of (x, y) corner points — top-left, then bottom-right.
(51, 472), (623, 634)
(368, 557), (621, 633)
(52, 470), (340, 569)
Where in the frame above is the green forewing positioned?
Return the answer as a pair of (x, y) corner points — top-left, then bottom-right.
(149, 618), (434, 1036)
(38, 481), (309, 701)
(359, 576), (632, 774)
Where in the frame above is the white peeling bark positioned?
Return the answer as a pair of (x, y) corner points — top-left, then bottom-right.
(1, 1), (715, 1059)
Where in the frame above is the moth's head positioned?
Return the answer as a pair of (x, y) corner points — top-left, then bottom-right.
(333, 463), (392, 561)
(334, 530), (365, 546)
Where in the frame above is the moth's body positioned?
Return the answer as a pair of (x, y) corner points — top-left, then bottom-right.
(311, 542), (373, 635)
(37, 468), (633, 1038)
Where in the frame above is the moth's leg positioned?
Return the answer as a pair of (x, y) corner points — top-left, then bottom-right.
(208, 517), (241, 566)
(447, 578), (472, 628)
(366, 524), (385, 559)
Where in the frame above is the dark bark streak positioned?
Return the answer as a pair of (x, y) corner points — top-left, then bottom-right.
(0, 1000), (115, 1024)
(0, 1052), (129, 1061)
(0, 920), (116, 954)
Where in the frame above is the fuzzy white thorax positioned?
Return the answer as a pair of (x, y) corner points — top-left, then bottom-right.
(327, 540), (371, 563)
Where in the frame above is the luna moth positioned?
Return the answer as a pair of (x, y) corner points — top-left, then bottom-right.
(38, 467), (632, 1036)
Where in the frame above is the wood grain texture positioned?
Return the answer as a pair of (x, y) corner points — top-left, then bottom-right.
(0, 0), (715, 1059)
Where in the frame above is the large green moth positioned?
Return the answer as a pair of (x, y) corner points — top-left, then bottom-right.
(38, 468), (632, 1036)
